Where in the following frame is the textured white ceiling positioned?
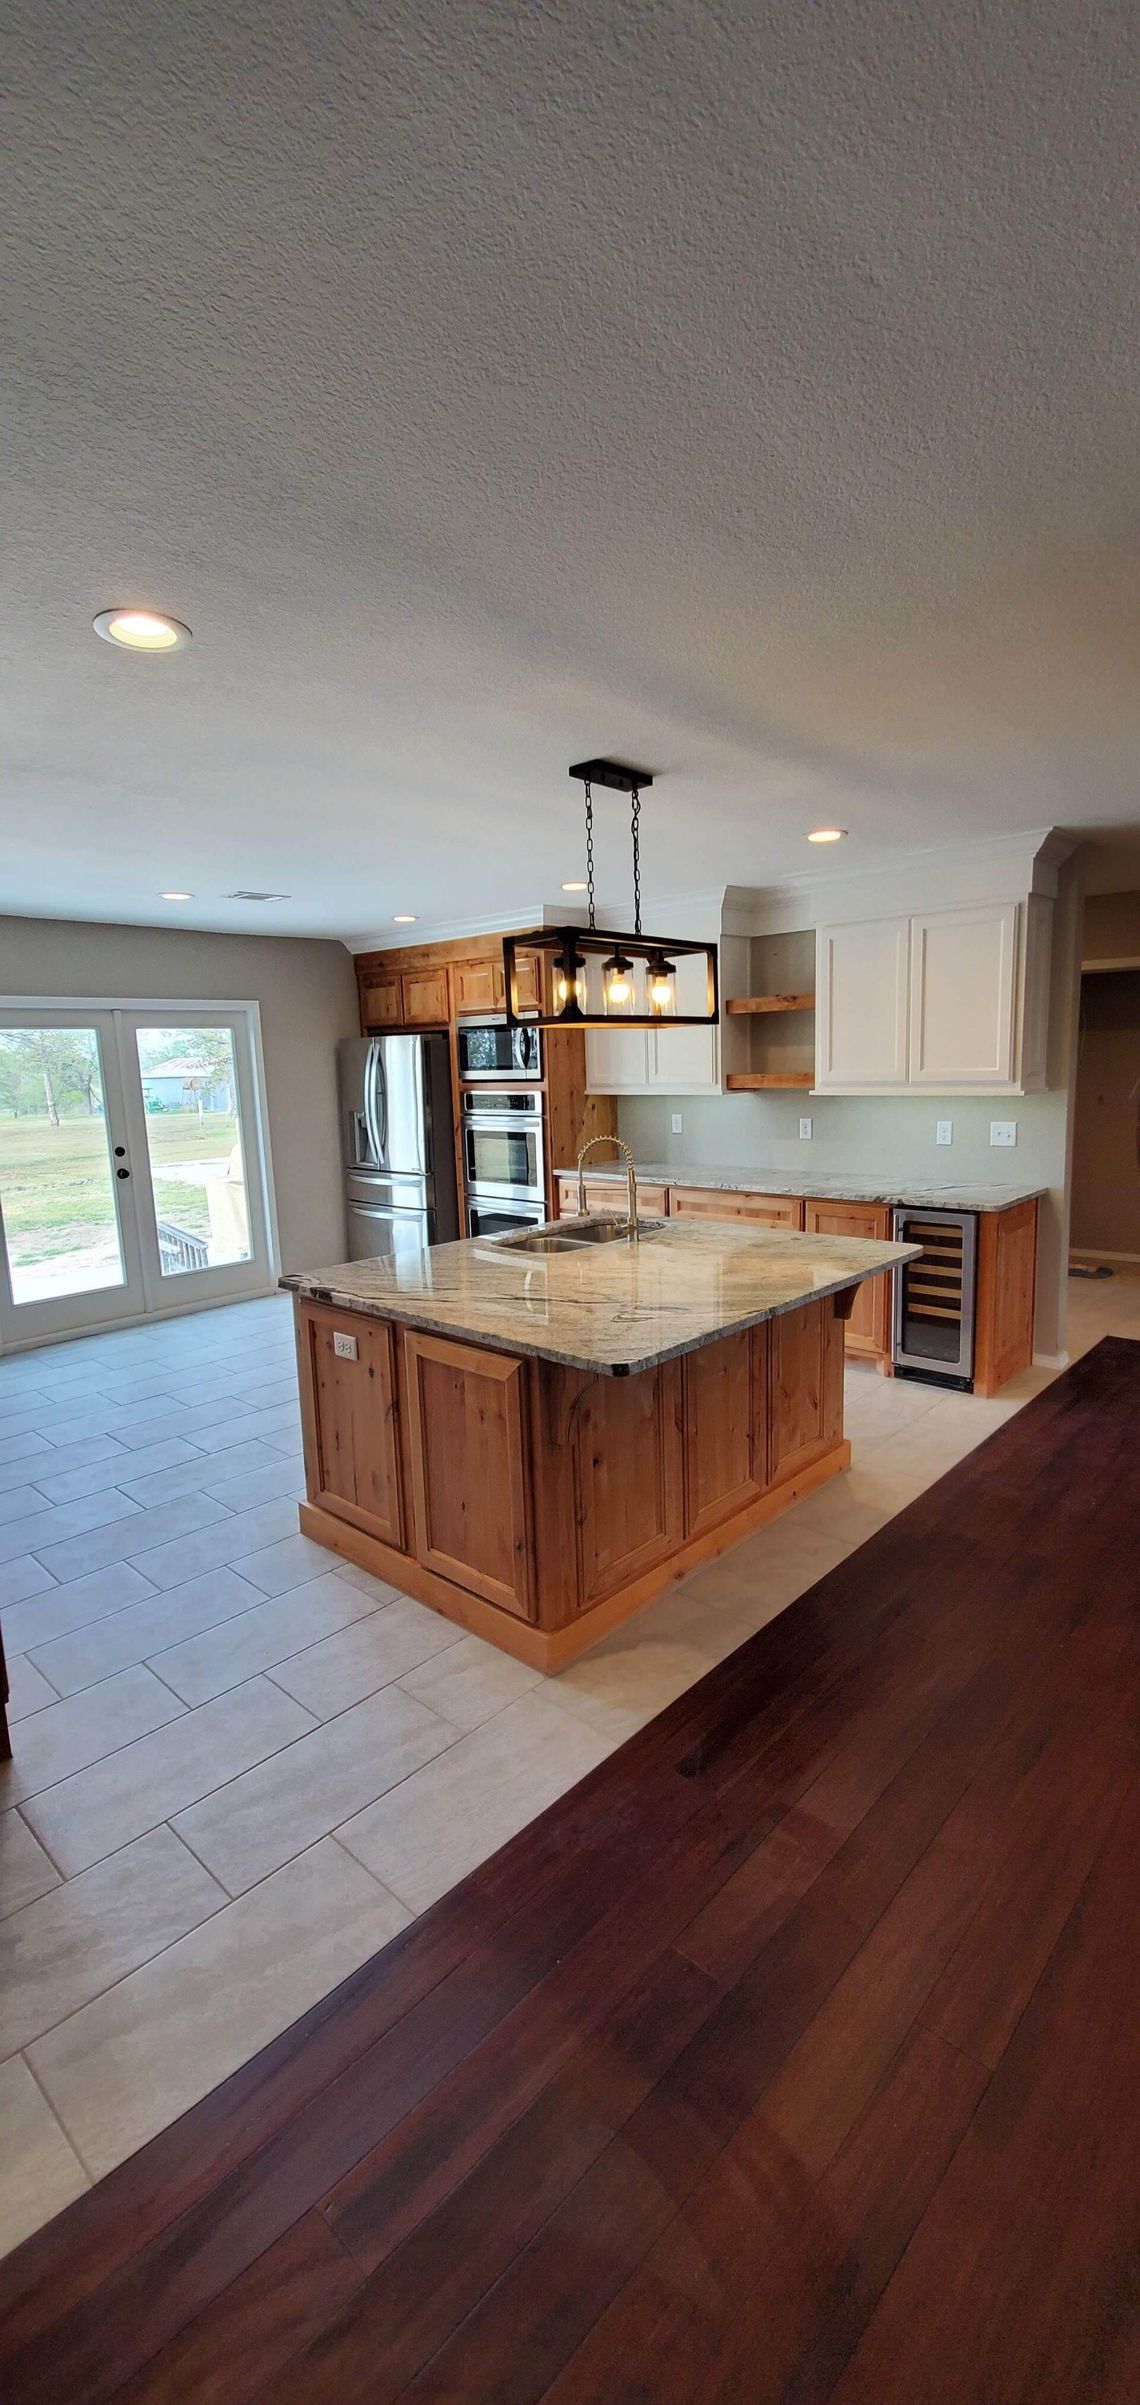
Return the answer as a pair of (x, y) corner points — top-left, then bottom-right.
(5, 0), (1139, 941)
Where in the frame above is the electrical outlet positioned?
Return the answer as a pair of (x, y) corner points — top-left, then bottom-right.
(333, 1330), (359, 1361)
(990, 1120), (1017, 1148)
(671, 1113), (683, 1135)
(799, 1117), (813, 1140)
(936, 1120), (953, 1146)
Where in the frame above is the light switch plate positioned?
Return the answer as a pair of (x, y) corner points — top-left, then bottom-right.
(936, 1120), (953, 1146)
(990, 1120), (1017, 1148)
(671, 1113), (683, 1134)
(333, 1330), (359, 1361)
(799, 1117), (813, 1140)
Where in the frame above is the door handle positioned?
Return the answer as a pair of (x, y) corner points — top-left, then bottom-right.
(116, 1166), (130, 1180)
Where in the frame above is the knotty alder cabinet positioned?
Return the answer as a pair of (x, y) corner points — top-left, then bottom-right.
(357, 940), (543, 1032)
(294, 1294), (849, 1670)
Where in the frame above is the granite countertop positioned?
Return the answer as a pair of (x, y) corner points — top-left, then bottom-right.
(282, 1220), (919, 1378)
(557, 1163), (1047, 1213)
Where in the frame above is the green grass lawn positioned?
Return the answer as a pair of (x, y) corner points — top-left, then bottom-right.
(0, 1110), (239, 1259)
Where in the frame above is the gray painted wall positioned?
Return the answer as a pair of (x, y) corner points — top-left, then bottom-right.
(0, 915), (359, 1273)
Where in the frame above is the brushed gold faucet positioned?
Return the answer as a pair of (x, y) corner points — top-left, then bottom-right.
(576, 1135), (639, 1235)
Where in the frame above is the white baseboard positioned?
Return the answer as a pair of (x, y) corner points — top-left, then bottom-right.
(1033, 1350), (1069, 1369)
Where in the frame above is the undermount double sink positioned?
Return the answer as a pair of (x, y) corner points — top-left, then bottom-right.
(495, 1215), (666, 1256)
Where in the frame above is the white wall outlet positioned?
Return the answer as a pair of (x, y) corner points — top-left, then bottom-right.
(799, 1117), (813, 1140)
(332, 1330), (359, 1361)
(671, 1112), (683, 1135)
(936, 1120), (953, 1146)
(990, 1120), (1017, 1148)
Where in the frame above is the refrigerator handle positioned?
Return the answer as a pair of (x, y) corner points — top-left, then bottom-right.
(364, 1044), (385, 1167)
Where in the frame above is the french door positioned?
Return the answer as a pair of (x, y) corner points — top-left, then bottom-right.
(0, 1008), (275, 1347)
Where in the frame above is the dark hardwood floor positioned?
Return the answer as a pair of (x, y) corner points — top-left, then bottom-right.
(3, 1335), (1139, 2405)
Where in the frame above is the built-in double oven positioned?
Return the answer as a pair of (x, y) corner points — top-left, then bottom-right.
(462, 1088), (545, 1206)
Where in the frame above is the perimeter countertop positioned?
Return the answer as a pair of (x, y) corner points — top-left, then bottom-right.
(282, 1219), (919, 1379)
(556, 1163), (1047, 1213)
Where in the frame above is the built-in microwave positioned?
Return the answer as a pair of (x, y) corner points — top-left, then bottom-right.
(456, 1019), (542, 1083)
(463, 1093), (545, 1202)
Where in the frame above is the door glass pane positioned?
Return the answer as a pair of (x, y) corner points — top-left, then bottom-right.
(134, 1027), (251, 1277)
(0, 1028), (126, 1304)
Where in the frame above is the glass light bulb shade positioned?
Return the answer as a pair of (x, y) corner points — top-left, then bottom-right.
(602, 952), (636, 1016)
(647, 957), (677, 1017)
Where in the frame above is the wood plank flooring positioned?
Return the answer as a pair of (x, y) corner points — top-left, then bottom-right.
(1, 1333), (1138, 2405)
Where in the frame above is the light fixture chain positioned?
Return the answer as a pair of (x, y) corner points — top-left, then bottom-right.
(630, 784), (642, 936)
(584, 778), (596, 931)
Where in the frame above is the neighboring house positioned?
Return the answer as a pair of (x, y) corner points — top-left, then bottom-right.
(140, 1059), (233, 1112)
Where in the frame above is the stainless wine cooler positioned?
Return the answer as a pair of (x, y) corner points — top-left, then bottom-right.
(891, 1207), (978, 1389)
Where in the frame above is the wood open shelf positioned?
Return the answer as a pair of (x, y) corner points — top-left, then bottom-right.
(724, 1070), (814, 1090)
(726, 993), (815, 1015)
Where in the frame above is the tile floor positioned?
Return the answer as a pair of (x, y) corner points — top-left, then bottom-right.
(1, 1271), (1137, 2254)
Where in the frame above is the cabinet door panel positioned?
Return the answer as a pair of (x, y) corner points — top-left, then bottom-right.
(585, 1025), (651, 1093)
(683, 1328), (768, 1540)
(648, 954), (719, 1093)
(769, 1301), (844, 1483)
(297, 1305), (404, 1547)
(360, 976), (403, 1031)
(908, 904), (1017, 1087)
(404, 1332), (534, 1618)
(452, 960), (498, 1016)
(816, 918), (910, 1089)
(401, 968), (449, 1027)
(803, 1201), (892, 1359)
(572, 1362), (683, 1607)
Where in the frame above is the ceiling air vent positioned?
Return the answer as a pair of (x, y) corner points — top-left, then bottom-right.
(226, 890), (291, 902)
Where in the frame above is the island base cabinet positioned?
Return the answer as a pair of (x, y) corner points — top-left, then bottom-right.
(295, 1302), (404, 1549)
(403, 1332), (535, 1620)
(295, 1298), (851, 1671)
(804, 1200), (893, 1367)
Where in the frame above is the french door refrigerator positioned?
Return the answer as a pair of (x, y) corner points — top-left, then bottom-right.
(337, 1035), (459, 1262)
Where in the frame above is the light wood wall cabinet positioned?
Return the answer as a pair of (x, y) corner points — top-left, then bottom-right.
(803, 1199), (893, 1362)
(815, 897), (1052, 1094)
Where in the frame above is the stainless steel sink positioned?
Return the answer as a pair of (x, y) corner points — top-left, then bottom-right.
(493, 1217), (664, 1255)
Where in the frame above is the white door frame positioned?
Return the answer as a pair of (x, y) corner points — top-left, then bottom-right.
(0, 997), (281, 1351)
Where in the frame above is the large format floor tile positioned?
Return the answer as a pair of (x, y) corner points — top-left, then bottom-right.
(0, 2059), (88, 2256)
(0, 1827), (224, 2057)
(28, 1838), (410, 2178)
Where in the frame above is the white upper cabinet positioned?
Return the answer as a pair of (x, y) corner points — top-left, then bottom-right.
(585, 949), (720, 1095)
(815, 897), (1051, 1094)
(908, 903), (1017, 1087)
(815, 917), (910, 1091)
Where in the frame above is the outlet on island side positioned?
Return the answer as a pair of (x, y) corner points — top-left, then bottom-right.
(333, 1330), (359, 1361)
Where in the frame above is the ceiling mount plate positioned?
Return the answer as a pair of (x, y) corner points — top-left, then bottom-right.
(568, 758), (655, 793)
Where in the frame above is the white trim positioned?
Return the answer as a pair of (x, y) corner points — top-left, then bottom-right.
(1032, 1349), (1070, 1368)
(1068, 1247), (1140, 1266)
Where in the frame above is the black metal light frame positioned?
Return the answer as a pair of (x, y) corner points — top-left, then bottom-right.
(502, 926), (720, 1030)
(502, 757), (721, 1032)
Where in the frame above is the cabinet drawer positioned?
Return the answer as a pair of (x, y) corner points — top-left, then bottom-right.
(669, 1187), (804, 1230)
(556, 1177), (667, 1218)
(401, 968), (449, 1026)
(359, 975), (403, 1030)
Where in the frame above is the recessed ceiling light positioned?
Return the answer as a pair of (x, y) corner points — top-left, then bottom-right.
(94, 609), (192, 653)
(561, 880), (588, 892)
(393, 913), (417, 924)
(158, 890), (193, 901)
(807, 827), (847, 844)
(227, 890), (291, 902)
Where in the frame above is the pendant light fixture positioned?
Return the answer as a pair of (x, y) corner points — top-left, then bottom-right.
(502, 760), (719, 1031)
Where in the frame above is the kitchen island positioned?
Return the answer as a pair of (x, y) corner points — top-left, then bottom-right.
(283, 1217), (916, 1669)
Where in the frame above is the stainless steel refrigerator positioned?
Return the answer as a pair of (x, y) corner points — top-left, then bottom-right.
(337, 1035), (459, 1262)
